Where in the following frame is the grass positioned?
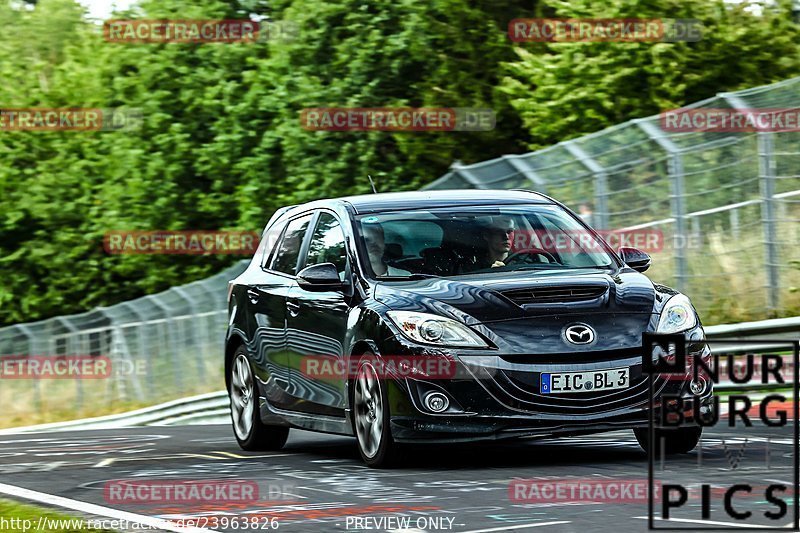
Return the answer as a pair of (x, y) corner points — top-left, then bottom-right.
(0, 499), (115, 532)
(714, 387), (795, 397)
(0, 398), (163, 430)
(645, 211), (800, 324)
(0, 352), (224, 429)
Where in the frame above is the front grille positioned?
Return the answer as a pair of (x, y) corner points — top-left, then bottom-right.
(501, 285), (607, 305)
(465, 362), (675, 416)
(500, 347), (642, 365)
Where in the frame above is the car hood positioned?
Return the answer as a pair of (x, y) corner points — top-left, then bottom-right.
(373, 268), (659, 353)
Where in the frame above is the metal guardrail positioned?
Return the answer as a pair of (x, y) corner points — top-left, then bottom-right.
(0, 392), (229, 435)
(705, 315), (800, 353)
(704, 316), (800, 392)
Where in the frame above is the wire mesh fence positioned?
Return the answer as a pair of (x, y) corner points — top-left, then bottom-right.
(0, 260), (247, 427)
(426, 76), (800, 325)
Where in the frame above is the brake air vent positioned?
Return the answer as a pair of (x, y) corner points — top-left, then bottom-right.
(501, 285), (607, 305)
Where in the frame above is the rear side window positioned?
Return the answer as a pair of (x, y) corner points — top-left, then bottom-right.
(270, 214), (312, 274)
(305, 212), (347, 279)
(260, 220), (287, 269)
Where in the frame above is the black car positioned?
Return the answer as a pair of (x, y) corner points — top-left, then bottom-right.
(226, 190), (710, 467)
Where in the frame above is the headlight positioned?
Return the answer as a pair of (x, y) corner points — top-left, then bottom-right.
(385, 311), (488, 348)
(657, 294), (698, 334)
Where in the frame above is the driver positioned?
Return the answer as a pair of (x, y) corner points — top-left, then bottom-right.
(479, 216), (515, 269)
(362, 220), (411, 276)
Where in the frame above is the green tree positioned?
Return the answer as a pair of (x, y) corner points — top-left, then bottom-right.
(500, 0), (800, 148)
(232, 0), (533, 227)
(0, 0), (534, 325)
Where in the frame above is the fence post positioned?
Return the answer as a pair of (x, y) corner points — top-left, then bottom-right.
(146, 295), (184, 395)
(724, 92), (782, 314)
(449, 162), (490, 190)
(758, 131), (780, 314)
(101, 317), (145, 403)
(56, 317), (82, 410)
(562, 140), (609, 229)
(503, 155), (548, 193)
(121, 302), (154, 399)
(730, 208), (740, 239)
(668, 153), (688, 293)
(14, 325), (40, 411)
(174, 287), (207, 382)
(635, 119), (687, 293)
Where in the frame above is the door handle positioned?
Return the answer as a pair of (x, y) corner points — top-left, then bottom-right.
(286, 300), (300, 317)
(246, 289), (260, 304)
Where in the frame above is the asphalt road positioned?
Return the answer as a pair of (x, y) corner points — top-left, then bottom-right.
(0, 420), (796, 533)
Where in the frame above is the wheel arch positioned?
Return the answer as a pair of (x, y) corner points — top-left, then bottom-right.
(347, 340), (380, 406)
(225, 333), (247, 391)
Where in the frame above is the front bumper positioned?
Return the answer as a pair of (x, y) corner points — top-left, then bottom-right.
(378, 326), (712, 443)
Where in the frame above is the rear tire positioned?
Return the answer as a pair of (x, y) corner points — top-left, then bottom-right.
(229, 347), (289, 451)
(634, 426), (702, 455)
(352, 353), (401, 468)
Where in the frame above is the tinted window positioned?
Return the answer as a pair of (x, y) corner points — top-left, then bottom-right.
(305, 212), (347, 279)
(260, 220), (287, 269)
(270, 214), (312, 274)
(382, 220), (443, 257)
(354, 205), (615, 278)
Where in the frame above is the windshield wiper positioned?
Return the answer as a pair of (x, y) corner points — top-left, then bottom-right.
(379, 273), (442, 280)
(505, 264), (568, 272)
(507, 263), (612, 273)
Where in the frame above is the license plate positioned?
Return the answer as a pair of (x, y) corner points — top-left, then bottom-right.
(540, 368), (629, 394)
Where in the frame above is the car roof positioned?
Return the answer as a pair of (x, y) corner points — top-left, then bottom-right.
(322, 189), (553, 214)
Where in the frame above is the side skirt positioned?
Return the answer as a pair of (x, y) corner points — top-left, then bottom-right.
(259, 397), (354, 436)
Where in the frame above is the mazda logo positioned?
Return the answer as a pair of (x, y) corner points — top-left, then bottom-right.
(565, 324), (595, 345)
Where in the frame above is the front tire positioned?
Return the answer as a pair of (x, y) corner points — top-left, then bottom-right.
(229, 347), (289, 451)
(352, 353), (401, 468)
(634, 426), (702, 455)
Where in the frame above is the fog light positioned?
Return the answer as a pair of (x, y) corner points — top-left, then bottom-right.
(690, 379), (707, 396)
(423, 391), (449, 413)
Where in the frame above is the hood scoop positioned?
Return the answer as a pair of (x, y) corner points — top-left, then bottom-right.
(500, 284), (608, 306)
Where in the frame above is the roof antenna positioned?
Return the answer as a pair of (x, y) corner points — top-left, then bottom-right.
(367, 174), (378, 194)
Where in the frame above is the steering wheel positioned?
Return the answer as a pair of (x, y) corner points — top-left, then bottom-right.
(503, 248), (559, 266)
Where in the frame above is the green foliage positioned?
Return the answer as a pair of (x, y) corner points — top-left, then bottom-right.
(500, 0), (800, 148)
(0, 0), (799, 325)
(0, 0), (530, 325)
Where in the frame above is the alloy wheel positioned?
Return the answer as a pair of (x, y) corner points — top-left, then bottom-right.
(230, 353), (255, 441)
(354, 361), (384, 459)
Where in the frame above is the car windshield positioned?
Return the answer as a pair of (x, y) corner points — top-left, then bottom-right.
(354, 205), (618, 279)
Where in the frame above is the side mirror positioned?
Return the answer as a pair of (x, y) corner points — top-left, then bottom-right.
(297, 262), (345, 291)
(619, 247), (651, 273)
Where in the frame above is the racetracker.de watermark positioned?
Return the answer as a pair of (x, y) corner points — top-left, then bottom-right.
(661, 108), (800, 132)
(104, 230), (260, 255)
(103, 479), (269, 504)
(300, 108), (495, 131)
(302, 355), (460, 380)
(0, 355), (112, 379)
(509, 18), (702, 42)
(0, 108), (141, 131)
(103, 19), (297, 43)
(509, 479), (660, 503)
(507, 228), (663, 254)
